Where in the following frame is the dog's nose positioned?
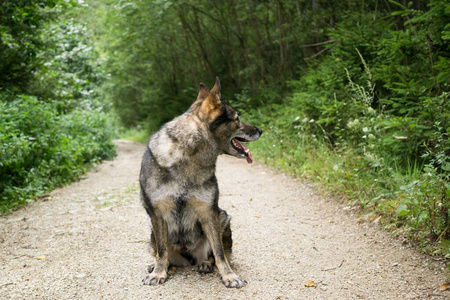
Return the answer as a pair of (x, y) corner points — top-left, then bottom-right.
(257, 128), (263, 136)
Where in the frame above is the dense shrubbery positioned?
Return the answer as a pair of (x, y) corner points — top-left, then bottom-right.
(0, 1), (117, 213)
(0, 96), (115, 212)
(250, 1), (449, 255)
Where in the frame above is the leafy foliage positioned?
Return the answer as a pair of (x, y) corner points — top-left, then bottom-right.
(31, 18), (107, 108)
(0, 96), (115, 212)
(95, 0), (346, 128)
(0, 0), (117, 213)
(0, 0), (61, 93)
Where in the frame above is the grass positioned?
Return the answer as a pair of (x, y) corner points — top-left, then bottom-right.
(120, 126), (151, 143)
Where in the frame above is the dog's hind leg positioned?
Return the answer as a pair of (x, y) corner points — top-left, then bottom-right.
(197, 256), (215, 273)
(219, 208), (233, 261)
(191, 238), (214, 274)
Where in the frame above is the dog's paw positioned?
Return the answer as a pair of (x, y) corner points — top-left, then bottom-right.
(147, 263), (155, 273)
(197, 261), (213, 273)
(142, 271), (167, 285)
(221, 273), (246, 288)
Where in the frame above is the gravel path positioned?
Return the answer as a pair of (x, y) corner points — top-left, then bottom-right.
(0, 140), (448, 299)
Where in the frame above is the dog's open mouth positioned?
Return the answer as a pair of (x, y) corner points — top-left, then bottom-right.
(231, 137), (253, 164)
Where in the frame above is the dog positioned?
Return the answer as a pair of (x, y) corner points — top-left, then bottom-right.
(139, 77), (262, 288)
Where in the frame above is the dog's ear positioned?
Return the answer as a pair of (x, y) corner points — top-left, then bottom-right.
(197, 82), (210, 100)
(197, 77), (223, 120)
(209, 77), (221, 101)
(201, 76), (222, 108)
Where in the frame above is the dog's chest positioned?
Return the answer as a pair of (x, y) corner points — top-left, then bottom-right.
(162, 196), (205, 247)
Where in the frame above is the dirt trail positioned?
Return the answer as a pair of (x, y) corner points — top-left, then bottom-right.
(0, 140), (448, 299)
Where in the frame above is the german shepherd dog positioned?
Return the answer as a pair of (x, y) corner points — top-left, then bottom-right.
(140, 77), (262, 288)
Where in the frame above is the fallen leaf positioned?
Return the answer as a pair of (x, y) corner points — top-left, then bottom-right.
(369, 215), (379, 221)
(255, 215), (261, 218)
(234, 242), (238, 245)
(36, 256), (46, 260)
(305, 281), (315, 287)
(249, 198), (253, 202)
(440, 282), (450, 291)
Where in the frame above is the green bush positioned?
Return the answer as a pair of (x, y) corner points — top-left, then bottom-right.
(0, 95), (116, 213)
(0, 1), (119, 213)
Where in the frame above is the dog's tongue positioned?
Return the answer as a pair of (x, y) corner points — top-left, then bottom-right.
(245, 149), (253, 164)
(233, 139), (253, 164)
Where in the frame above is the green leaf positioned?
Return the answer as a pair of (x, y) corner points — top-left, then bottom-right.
(418, 210), (428, 222)
(396, 202), (409, 216)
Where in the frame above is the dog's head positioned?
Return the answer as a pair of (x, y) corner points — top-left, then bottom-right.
(191, 77), (262, 164)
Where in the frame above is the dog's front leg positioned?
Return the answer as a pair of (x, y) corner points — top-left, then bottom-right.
(142, 214), (169, 285)
(193, 203), (245, 288)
